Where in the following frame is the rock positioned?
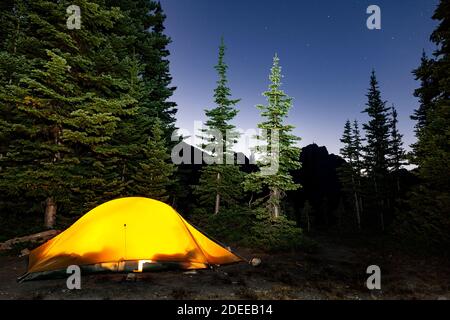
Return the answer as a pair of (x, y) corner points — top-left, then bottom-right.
(20, 248), (30, 257)
(250, 257), (262, 267)
(183, 270), (197, 275)
(125, 273), (137, 281)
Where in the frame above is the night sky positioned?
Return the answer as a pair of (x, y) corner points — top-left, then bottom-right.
(160, 0), (438, 156)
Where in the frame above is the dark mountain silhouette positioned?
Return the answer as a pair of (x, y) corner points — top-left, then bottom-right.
(287, 144), (345, 227)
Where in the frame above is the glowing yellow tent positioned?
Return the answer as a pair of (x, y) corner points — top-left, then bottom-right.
(20, 197), (243, 280)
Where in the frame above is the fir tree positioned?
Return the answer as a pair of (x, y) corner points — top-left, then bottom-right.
(0, 48), (134, 227)
(352, 120), (364, 217)
(203, 37), (240, 154)
(411, 51), (438, 133)
(244, 54), (301, 218)
(102, 1), (178, 203)
(0, 0), (163, 226)
(410, 51), (439, 165)
(400, 0), (450, 249)
(362, 70), (391, 231)
(389, 105), (406, 174)
(340, 120), (353, 161)
(130, 120), (175, 202)
(338, 120), (361, 230)
(193, 38), (243, 214)
(352, 120), (364, 177)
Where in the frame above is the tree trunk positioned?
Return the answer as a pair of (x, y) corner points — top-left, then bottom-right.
(354, 192), (361, 231)
(359, 193), (364, 214)
(351, 174), (361, 231)
(373, 178), (384, 232)
(271, 188), (280, 218)
(45, 126), (61, 229)
(214, 172), (220, 215)
(306, 209), (310, 232)
(44, 197), (57, 229)
(357, 179), (364, 214)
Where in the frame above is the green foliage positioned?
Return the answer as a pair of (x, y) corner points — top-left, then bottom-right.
(243, 54), (301, 218)
(0, 1), (177, 226)
(190, 206), (254, 244)
(388, 105), (406, 172)
(338, 119), (363, 230)
(397, 0), (450, 250)
(193, 165), (245, 212)
(191, 205), (307, 252)
(201, 37), (240, 154)
(395, 188), (450, 252)
(360, 71), (393, 231)
(362, 71), (391, 178)
(129, 120), (175, 202)
(247, 207), (304, 251)
(241, 54), (303, 250)
(340, 120), (354, 161)
(410, 51), (438, 138)
(194, 38), (243, 214)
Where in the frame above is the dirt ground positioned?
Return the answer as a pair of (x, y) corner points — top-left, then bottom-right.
(1, 236), (449, 300)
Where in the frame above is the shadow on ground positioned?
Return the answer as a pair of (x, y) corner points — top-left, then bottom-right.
(1, 237), (449, 300)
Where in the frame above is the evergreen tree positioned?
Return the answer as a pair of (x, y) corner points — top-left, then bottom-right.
(410, 51), (439, 165)
(129, 120), (175, 202)
(388, 105), (406, 174)
(193, 38), (243, 214)
(411, 51), (438, 133)
(340, 120), (353, 161)
(413, 0), (450, 192)
(352, 120), (365, 217)
(242, 55), (303, 250)
(0, 1), (175, 227)
(103, 0), (177, 203)
(362, 70), (391, 231)
(0, 1), (139, 227)
(0, 48), (135, 227)
(338, 120), (361, 230)
(400, 0), (450, 249)
(352, 120), (364, 177)
(244, 54), (301, 218)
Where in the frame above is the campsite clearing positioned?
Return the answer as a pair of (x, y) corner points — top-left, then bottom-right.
(1, 236), (449, 300)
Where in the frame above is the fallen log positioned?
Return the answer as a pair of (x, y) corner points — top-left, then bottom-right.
(0, 230), (59, 251)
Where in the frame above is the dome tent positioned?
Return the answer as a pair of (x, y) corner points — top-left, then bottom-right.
(19, 197), (243, 281)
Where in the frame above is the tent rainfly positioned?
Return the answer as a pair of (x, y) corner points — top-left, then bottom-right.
(19, 197), (243, 281)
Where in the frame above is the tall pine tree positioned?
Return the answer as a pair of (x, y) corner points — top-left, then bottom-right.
(129, 120), (175, 202)
(193, 38), (244, 214)
(338, 120), (362, 230)
(362, 70), (391, 231)
(388, 105), (406, 192)
(401, 0), (450, 249)
(244, 54), (301, 218)
(243, 54), (302, 250)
